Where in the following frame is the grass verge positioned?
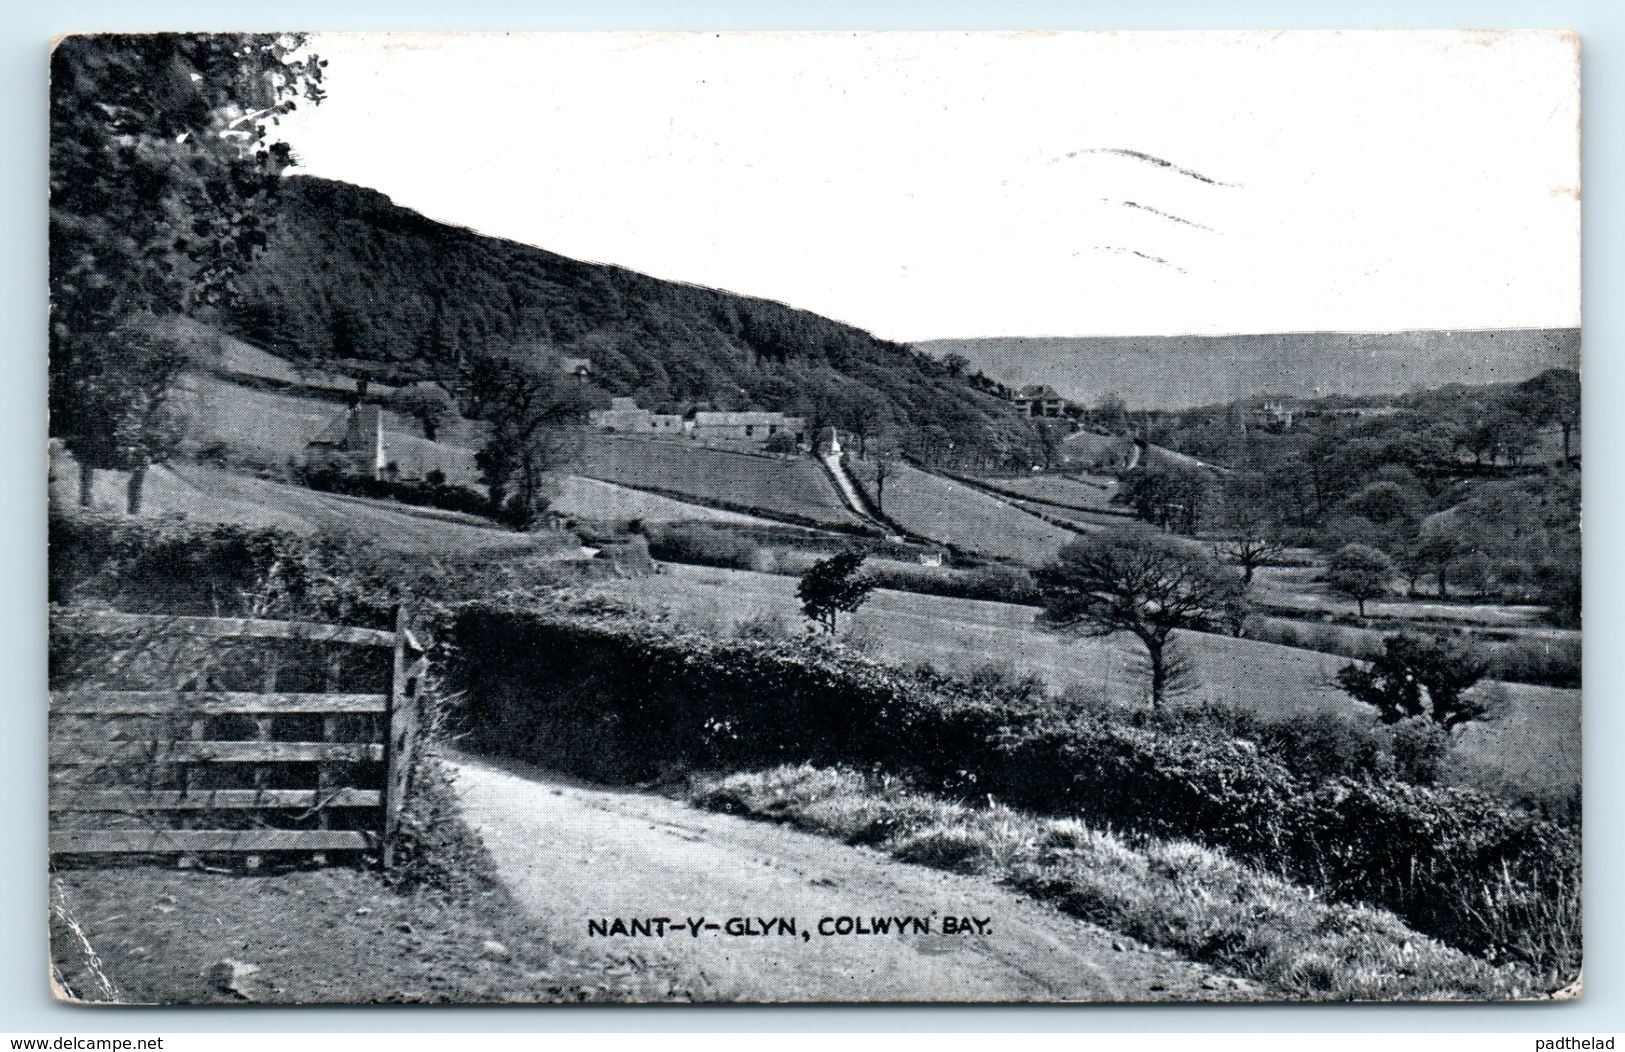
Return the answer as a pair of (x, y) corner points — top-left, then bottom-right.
(49, 859), (689, 1004)
(687, 764), (1549, 1002)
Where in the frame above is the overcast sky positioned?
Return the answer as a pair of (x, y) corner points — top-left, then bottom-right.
(276, 30), (1580, 342)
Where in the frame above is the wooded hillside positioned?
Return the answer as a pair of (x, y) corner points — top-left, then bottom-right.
(228, 176), (1039, 467)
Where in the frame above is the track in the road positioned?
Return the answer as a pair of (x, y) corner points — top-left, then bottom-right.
(449, 751), (1238, 1004)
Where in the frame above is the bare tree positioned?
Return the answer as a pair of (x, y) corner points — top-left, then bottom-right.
(1036, 532), (1247, 707)
(872, 453), (897, 516)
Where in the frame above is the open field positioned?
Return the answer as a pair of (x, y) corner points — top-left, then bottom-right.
(190, 376), (483, 485)
(596, 562), (1579, 810)
(51, 453), (565, 556)
(1251, 565), (1575, 636)
(971, 472), (1127, 513)
(552, 476), (779, 527)
(576, 433), (865, 529)
(845, 457), (1075, 563)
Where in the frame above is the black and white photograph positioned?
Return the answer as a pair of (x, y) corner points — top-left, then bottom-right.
(46, 29), (1581, 1005)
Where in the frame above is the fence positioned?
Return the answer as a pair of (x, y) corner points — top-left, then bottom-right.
(49, 607), (426, 868)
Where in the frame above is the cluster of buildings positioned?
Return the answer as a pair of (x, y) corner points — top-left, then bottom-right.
(1009, 385), (1070, 418)
(589, 397), (808, 447)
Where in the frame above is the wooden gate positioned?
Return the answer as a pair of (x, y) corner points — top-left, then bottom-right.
(49, 607), (425, 868)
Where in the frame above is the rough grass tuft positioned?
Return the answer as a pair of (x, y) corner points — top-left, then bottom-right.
(687, 764), (1552, 1001)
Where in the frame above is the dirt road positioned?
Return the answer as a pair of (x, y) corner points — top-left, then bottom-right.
(448, 752), (1237, 1003)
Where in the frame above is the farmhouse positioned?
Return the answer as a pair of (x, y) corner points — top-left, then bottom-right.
(690, 410), (807, 444)
(305, 405), (387, 479)
(590, 397), (686, 436)
(1012, 385), (1068, 418)
(559, 357), (593, 383)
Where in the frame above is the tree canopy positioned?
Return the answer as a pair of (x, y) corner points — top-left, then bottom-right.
(50, 33), (325, 505)
(797, 549), (876, 634)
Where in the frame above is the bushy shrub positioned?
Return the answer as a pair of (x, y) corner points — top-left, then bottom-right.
(301, 466), (501, 524)
(643, 523), (763, 570)
(1484, 637), (1581, 689)
(50, 510), (327, 617)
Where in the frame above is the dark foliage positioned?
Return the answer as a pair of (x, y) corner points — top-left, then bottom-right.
(50, 34), (324, 507)
(797, 549), (876, 633)
(300, 466), (509, 524)
(1337, 634), (1492, 731)
(227, 176), (1040, 468)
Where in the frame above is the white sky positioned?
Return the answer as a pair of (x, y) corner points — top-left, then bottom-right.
(276, 30), (1580, 342)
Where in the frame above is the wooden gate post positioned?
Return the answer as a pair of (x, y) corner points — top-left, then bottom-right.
(381, 606), (424, 870)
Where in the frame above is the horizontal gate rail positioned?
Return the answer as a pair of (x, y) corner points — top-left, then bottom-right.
(50, 788), (382, 811)
(56, 611), (398, 647)
(52, 691), (389, 716)
(53, 740), (385, 765)
(50, 829), (373, 854)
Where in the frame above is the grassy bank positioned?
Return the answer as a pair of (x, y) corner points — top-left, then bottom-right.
(687, 765), (1541, 1001)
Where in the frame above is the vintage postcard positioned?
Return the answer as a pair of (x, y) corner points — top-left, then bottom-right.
(47, 30), (1580, 1004)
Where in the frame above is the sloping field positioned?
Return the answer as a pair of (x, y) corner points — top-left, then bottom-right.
(596, 562), (1579, 812)
(190, 376), (481, 485)
(1061, 430), (1137, 469)
(845, 458), (1075, 564)
(575, 434), (865, 529)
(962, 474), (1131, 513)
(52, 454), (558, 556)
(552, 476), (777, 527)
(1251, 565), (1571, 633)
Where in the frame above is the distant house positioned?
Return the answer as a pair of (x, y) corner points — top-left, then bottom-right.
(305, 405), (387, 479)
(1012, 385), (1068, 418)
(559, 357), (593, 383)
(690, 411), (807, 444)
(1244, 401), (1297, 431)
(590, 397), (686, 436)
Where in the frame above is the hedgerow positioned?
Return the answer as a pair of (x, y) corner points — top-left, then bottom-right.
(446, 603), (1579, 980)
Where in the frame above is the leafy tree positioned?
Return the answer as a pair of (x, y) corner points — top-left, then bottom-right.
(871, 454), (898, 516)
(1535, 535), (1581, 626)
(50, 34), (324, 499)
(392, 383), (456, 441)
(1034, 419), (1066, 471)
(797, 549), (876, 634)
(109, 316), (197, 514)
(473, 355), (590, 527)
(1336, 634), (1491, 731)
(1036, 532), (1247, 708)
(1453, 550), (1496, 599)
(1414, 526), (1463, 599)
(1512, 368), (1580, 462)
(1093, 391), (1130, 435)
(1339, 480), (1421, 529)
(1326, 543), (1394, 616)
(1112, 462), (1208, 535)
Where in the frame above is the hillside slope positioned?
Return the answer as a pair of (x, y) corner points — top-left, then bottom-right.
(229, 176), (1038, 466)
(920, 329), (1580, 410)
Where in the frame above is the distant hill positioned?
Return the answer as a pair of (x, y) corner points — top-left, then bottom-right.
(226, 176), (1038, 466)
(917, 329), (1580, 411)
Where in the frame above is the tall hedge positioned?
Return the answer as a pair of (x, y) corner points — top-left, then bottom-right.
(447, 604), (1579, 977)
